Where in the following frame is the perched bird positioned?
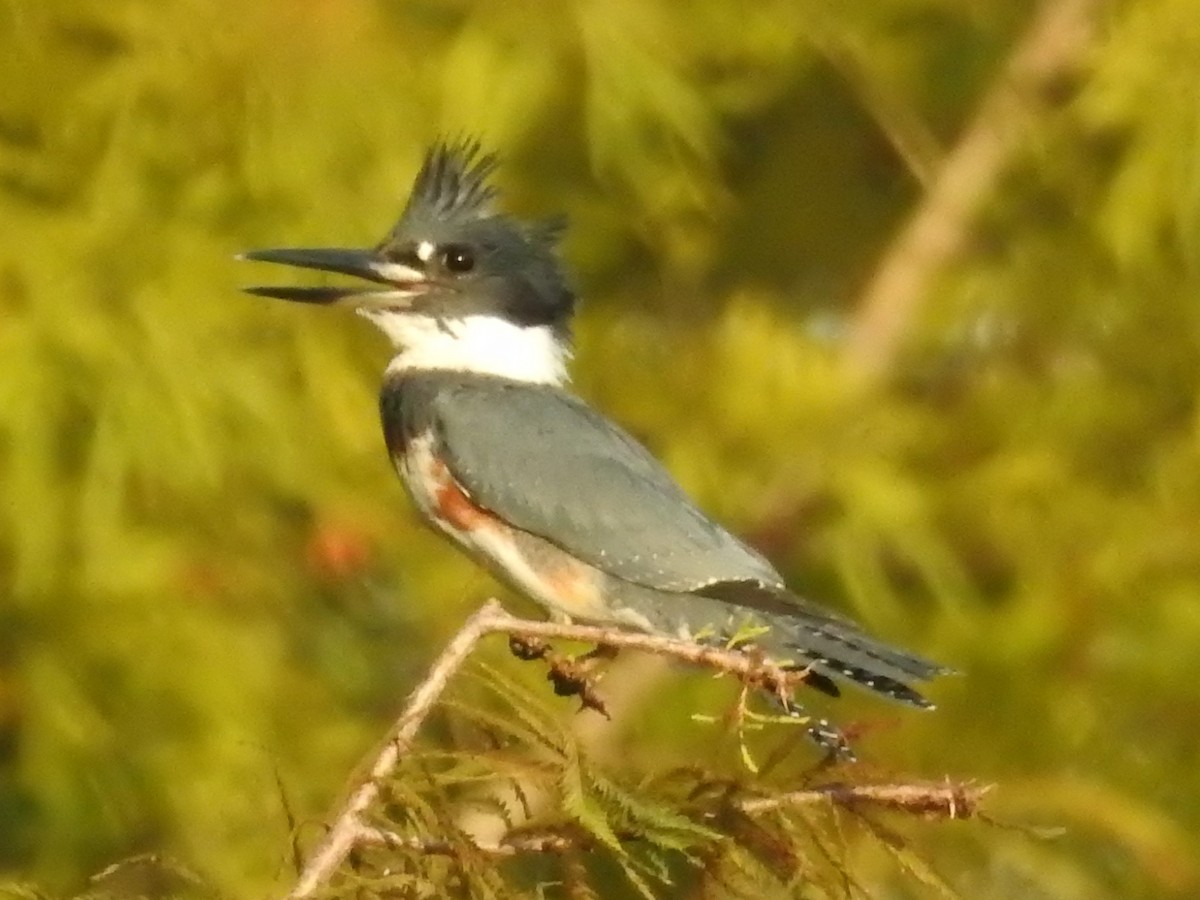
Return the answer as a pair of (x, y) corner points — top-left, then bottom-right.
(241, 140), (948, 755)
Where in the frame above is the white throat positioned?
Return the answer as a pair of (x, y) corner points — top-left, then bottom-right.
(362, 310), (571, 386)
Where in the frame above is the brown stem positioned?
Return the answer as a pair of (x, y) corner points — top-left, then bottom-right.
(349, 781), (988, 860)
(285, 601), (974, 896)
(287, 599), (506, 898)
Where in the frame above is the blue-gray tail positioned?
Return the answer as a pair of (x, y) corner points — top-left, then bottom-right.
(615, 579), (950, 758)
(697, 579), (950, 708)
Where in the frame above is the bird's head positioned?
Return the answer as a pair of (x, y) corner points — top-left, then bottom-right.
(241, 140), (575, 385)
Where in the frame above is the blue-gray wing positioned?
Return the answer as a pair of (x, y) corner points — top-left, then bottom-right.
(426, 379), (786, 594)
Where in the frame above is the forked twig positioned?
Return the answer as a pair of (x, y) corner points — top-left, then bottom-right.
(286, 600), (977, 897)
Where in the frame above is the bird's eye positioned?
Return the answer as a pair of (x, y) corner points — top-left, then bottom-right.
(441, 243), (475, 274)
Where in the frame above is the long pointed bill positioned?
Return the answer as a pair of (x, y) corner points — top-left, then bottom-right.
(238, 247), (428, 306)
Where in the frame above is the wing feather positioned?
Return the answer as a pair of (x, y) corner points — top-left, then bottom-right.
(426, 379), (786, 594)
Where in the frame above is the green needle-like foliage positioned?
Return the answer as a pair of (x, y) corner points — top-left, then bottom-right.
(3, 0), (1200, 896)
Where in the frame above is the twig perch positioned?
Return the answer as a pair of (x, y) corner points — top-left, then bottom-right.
(286, 599), (982, 898)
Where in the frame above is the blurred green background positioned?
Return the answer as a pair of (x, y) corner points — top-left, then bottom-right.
(3, 0), (1200, 896)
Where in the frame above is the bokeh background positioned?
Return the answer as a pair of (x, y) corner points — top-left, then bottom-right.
(3, 0), (1200, 896)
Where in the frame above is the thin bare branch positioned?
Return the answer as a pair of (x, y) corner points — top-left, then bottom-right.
(738, 780), (991, 819)
(287, 599), (506, 898)
(355, 823), (576, 858)
(286, 601), (975, 897)
(350, 780), (988, 861)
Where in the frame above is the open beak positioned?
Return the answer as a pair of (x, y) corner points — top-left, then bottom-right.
(238, 247), (429, 306)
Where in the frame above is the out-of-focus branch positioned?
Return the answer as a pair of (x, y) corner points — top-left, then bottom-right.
(285, 601), (977, 897)
(843, 0), (1099, 383)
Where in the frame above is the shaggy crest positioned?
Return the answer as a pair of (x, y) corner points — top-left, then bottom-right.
(398, 139), (500, 230)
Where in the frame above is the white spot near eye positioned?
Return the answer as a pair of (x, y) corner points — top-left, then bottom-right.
(416, 240), (435, 262)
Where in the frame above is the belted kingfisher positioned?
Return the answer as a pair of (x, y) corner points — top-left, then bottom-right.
(241, 140), (948, 753)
